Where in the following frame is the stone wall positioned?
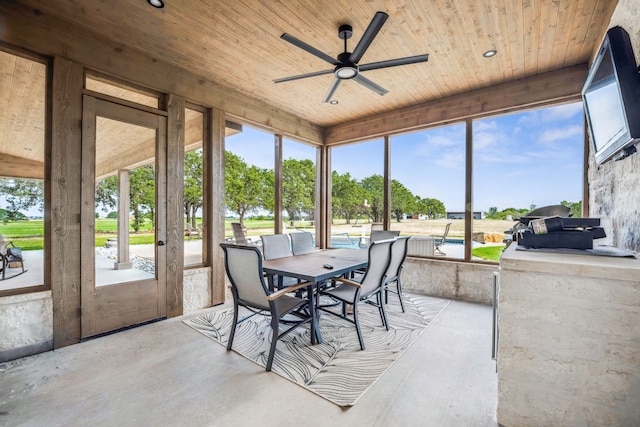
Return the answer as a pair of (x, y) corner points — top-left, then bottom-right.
(0, 291), (53, 363)
(183, 267), (214, 314)
(402, 257), (497, 305)
(589, 0), (640, 253)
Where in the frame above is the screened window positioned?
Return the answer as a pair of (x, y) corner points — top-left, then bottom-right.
(225, 126), (276, 241)
(0, 50), (47, 294)
(391, 124), (466, 259)
(330, 139), (384, 248)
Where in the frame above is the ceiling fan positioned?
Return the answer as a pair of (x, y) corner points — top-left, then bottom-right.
(274, 11), (429, 103)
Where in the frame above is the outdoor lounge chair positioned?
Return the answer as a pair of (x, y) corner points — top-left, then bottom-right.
(0, 235), (26, 280)
(231, 222), (259, 245)
(318, 238), (393, 350)
(435, 223), (451, 256)
(220, 243), (312, 372)
(184, 223), (201, 239)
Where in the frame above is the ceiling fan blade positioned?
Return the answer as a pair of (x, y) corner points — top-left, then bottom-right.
(322, 78), (342, 102)
(274, 69), (334, 83)
(349, 11), (389, 64)
(352, 74), (388, 96)
(359, 54), (429, 72)
(281, 33), (337, 65)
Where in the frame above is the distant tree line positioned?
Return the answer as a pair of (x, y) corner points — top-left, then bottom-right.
(0, 158), (582, 228)
(225, 152), (447, 226)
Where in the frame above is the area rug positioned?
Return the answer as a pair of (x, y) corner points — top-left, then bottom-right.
(183, 293), (450, 407)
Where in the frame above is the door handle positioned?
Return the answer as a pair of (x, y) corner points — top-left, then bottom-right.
(157, 240), (165, 246)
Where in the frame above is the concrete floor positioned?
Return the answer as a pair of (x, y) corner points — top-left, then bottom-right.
(0, 298), (498, 427)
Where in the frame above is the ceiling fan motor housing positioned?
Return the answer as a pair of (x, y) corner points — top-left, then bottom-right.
(338, 24), (353, 39)
(335, 52), (358, 79)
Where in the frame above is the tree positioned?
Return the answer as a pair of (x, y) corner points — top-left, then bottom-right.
(360, 174), (384, 223)
(485, 206), (499, 219)
(415, 197), (446, 219)
(331, 171), (367, 224)
(95, 166), (156, 232)
(390, 179), (414, 222)
(129, 165), (156, 232)
(96, 176), (118, 213)
(0, 178), (44, 222)
(184, 150), (203, 227)
(225, 151), (271, 226)
(282, 158), (315, 221)
(561, 200), (582, 218)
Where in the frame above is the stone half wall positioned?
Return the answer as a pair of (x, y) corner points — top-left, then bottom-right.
(402, 257), (497, 305)
(182, 267), (213, 315)
(589, 0), (640, 253)
(0, 291), (53, 363)
(0, 269), (213, 363)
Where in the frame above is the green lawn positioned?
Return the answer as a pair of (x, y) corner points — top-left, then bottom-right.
(471, 245), (505, 261)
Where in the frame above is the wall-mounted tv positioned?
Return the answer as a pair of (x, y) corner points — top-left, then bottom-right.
(582, 26), (640, 165)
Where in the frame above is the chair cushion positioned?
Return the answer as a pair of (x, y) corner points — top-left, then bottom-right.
(324, 284), (357, 304)
(272, 294), (309, 315)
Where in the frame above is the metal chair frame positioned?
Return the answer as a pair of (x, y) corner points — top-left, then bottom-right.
(221, 243), (312, 372)
(317, 239), (393, 350)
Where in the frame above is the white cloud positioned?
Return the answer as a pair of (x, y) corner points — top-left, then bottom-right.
(539, 125), (583, 143)
(474, 120), (498, 132)
(541, 102), (584, 121)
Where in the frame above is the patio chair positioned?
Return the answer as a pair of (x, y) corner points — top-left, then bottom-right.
(289, 231), (314, 255)
(220, 243), (313, 372)
(370, 229), (400, 243)
(231, 222), (259, 245)
(260, 234), (298, 289)
(352, 230), (400, 276)
(435, 223), (451, 256)
(184, 223), (201, 239)
(0, 235), (26, 281)
(383, 236), (410, 313)
(318, 238), (393, 350)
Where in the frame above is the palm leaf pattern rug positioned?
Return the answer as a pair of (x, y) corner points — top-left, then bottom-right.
(183, 293), (450, 406)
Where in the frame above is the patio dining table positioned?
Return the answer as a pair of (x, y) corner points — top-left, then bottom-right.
(262, 248), (368, 345)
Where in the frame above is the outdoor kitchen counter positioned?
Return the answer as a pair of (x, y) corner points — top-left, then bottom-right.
(497, 244), (640, 426)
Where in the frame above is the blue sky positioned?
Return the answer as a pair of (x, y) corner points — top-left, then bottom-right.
(227, 101), (584, 213)
(1, 102), (584, 217)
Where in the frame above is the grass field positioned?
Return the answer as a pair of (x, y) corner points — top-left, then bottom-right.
(1, 217), (510, 261)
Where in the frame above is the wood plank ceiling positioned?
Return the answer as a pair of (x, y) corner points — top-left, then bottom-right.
(0, 0), (617, 178)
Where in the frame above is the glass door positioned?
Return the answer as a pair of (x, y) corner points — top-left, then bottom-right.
(81, 95), (167, 338)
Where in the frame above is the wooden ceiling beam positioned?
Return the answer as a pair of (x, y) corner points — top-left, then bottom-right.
(324, 64), (588, 145)
(0, 152), (44, 179)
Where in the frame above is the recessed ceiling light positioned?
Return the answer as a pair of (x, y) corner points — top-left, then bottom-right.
(483, 49), (497, 58)
(330, 100), (339, 105)
(148, 0), (165, 8)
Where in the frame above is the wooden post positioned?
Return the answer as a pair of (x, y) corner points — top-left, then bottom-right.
(114, 169), (132, 269)
(274, 134), (283, 234)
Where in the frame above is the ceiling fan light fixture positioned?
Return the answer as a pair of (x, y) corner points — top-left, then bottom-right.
(330, 100), (339, 105)
(335, 65), (358, 79)
(483, 49), (497, 58)
(147, 0), (165, 8)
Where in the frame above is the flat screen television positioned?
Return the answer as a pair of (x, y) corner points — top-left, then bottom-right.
(582, 26), (640, 165)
